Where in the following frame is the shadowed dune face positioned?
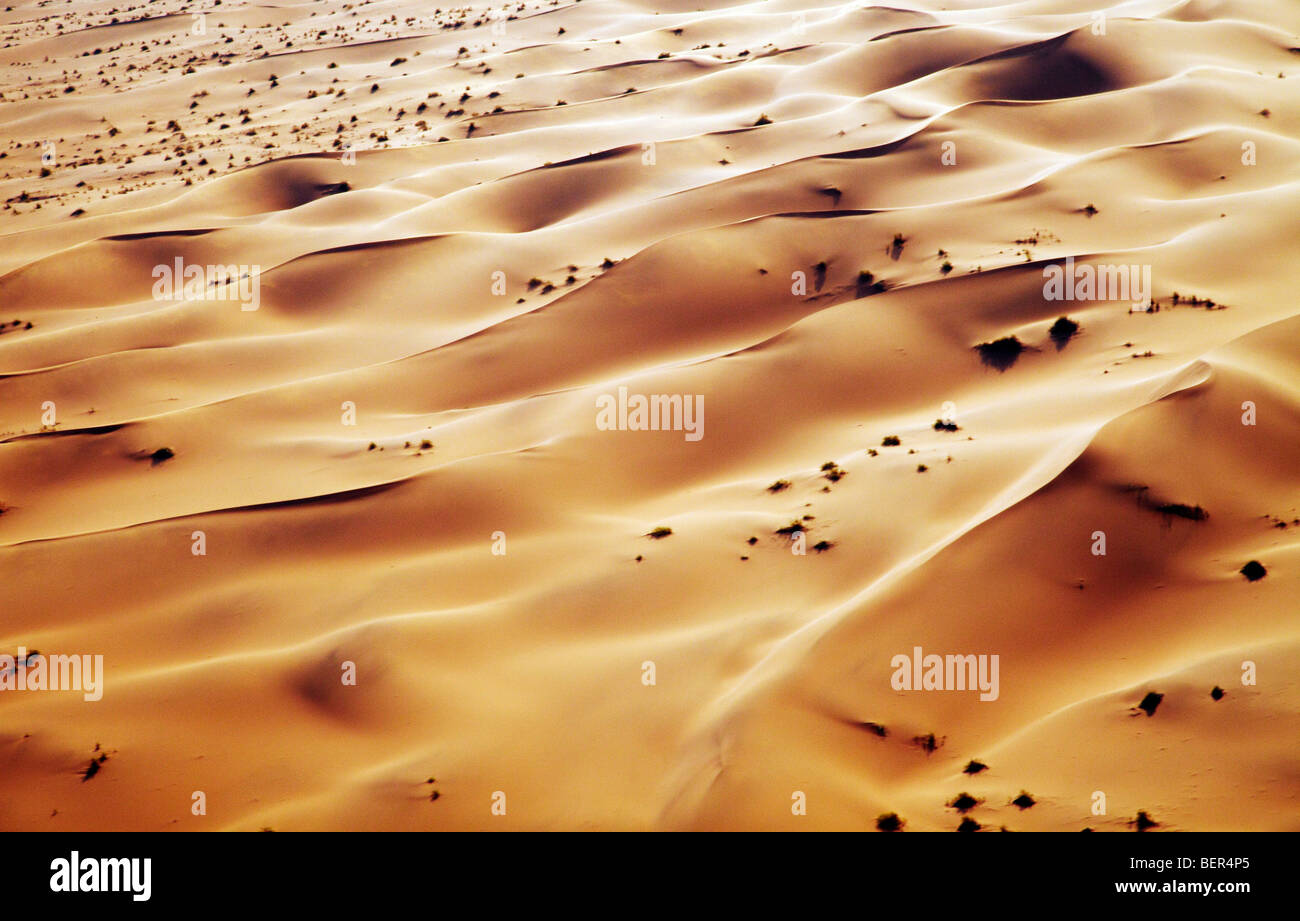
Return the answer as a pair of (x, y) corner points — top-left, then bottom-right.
(1, 0), (1298, 832)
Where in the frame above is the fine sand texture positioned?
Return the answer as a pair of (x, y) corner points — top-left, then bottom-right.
(1, 0), (1298, 830)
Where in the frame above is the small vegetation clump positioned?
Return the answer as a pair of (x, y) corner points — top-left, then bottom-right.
(1048, 315), (1079, 345)
(976, 336), (1025, 371)
(1134, 810), (1158, 832)
(881, 435), (901, 447)
(963, 760), (988, 775)
(856, 270), (887, 296)
(860, 722), (887, 737)
(1155, 503), (1207, 522)
(646, 527), (673, 539)
(957, 817), (981, 832)
(775, 520), (805, 536)
(1137, 691), (1163, 717)
(81, 745), (108, 782)
(933, 419), (959, 432)
(948, 792), (980, 813)
(1210, 685), (1225, 701)
(913, 732), (943, 755)
(876, 812), (904, 832)
(1012, 791), (1036, 810)
(752, 113), (772, 126)
(820, 461), (845, 483)
(1240, 560), (1267, 581)
(767, 479), (791, 493)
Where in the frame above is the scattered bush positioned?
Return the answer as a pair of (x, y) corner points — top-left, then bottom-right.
(876, 812), (904, 832)
(975, 336), (1025, 371)
(1049, 316), (1079, 345)
(821, 462), (845, 482)
(1137, 692), (1163, 717)
(948, 793), (979, 813)
(855, 269), (887, 297)
(1155, 503), (1207, 521)
(913, 732), (943, 755)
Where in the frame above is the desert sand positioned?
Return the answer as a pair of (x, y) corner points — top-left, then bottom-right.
(1, 0), (1297, 831)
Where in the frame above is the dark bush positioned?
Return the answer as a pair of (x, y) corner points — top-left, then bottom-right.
(876, 812), (904, 832)
(976, 336), (1025, 371)
(1240, 560), (1266, 581)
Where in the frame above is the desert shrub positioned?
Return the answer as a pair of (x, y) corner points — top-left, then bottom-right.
(913, 732), (942, 754)
(1240, 560), (1266, 581)
(975, 336), (1025, 371)
(1049, 316), (1079, 344)
(1137, 692), (1163, 716)
(1156, 503), (1207, 521)
(948, 793), (979, 813)
(876, 812), (904, 832)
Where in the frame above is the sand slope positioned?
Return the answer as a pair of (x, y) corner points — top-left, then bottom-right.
(1, 0), (1297, 830)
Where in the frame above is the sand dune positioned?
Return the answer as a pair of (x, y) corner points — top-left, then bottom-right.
(1, 0), (1297, 831)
